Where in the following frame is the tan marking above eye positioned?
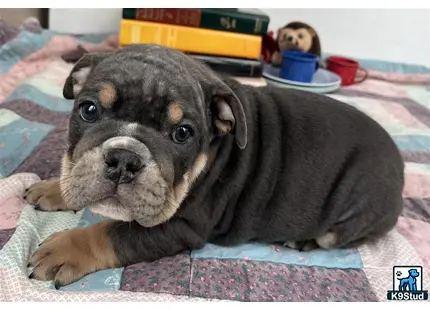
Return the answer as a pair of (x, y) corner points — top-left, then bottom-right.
(168, 103), (184, 124)
(99, 83), (117, 108)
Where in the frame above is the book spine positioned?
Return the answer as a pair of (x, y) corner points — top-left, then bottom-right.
(122, 9), (269, 35)
(119, 19), (262, 60)
(123, 8), (202, 28)
(200, 9), (269, 35)
(187, 54), (262, 77)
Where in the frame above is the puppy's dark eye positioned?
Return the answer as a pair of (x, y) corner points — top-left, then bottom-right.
(79, 101), (100, 123)
(172, 125), (194, 144)
(297, 33), (303, 39)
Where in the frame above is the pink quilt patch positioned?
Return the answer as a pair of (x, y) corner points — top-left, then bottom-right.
(347, 79), (409, 99)
(403, 173), (430, 198)
(397, 216), (430, 270)
(0, 194), (25, 229)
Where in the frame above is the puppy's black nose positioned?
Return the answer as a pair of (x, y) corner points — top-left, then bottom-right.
(104, 148), (143, 184)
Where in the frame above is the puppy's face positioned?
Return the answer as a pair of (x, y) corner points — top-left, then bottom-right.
(60, 44), (247, 227)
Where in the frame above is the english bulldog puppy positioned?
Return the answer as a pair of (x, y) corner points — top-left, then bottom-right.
(25, 44), (404, 288)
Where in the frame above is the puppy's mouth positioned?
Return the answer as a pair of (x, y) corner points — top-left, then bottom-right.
(59, 136), (177, 227)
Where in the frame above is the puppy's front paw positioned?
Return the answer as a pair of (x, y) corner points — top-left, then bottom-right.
(28, 229), (95, 288)
(28, 221), (119, 288)
(24, 178), (74, 212)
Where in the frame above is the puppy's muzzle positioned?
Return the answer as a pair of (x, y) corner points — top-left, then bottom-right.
(102, 136), (152, 185)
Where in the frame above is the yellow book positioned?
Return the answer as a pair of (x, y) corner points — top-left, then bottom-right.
(119, 19), (262, 60)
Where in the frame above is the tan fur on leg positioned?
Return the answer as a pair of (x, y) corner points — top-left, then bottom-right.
(28, 220), (119, 288)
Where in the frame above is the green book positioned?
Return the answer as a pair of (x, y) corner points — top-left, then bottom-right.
(122, 8), (270, 35)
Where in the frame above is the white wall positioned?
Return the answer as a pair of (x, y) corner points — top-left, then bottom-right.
(49, 8), (123, 34)
(49, 8), (430, 67)
(261, 9), (430, 67)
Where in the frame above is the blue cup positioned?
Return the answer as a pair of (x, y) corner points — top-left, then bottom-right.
(279, 50), (319, 82)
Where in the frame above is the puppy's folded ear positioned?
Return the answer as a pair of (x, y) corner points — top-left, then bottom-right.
(63, 52), (111, 100)
(210, 85), (247, 149)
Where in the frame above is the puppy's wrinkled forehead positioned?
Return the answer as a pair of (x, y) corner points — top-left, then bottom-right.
(81, 46), (206, 119)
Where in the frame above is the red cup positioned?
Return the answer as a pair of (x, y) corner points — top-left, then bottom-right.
(326, 56), (368, 86)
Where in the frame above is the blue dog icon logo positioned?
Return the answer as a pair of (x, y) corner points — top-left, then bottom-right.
(387, 266), (428, 301)
(397, 269), (419, 291)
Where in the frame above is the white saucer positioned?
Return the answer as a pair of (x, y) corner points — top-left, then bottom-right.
(264, 78), (341, 93)
(262, 64), (342, 91)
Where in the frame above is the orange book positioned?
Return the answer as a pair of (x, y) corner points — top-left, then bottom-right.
(119, 19), (262, 59)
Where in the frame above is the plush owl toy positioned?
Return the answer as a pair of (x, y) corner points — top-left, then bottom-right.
(271, 21), (322, 67)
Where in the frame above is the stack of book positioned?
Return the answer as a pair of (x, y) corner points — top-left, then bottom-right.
(119, 8), (270, 77)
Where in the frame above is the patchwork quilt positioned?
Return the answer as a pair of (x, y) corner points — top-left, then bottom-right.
(0, 19), (430, 302)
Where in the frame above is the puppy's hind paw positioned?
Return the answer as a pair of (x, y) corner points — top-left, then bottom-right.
(283, 240), (319, 252)
(315, 232), (338, 249)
